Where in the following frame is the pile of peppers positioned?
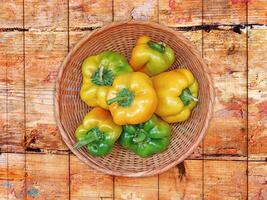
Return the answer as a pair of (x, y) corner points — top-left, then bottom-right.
(75, 35), (199, 158)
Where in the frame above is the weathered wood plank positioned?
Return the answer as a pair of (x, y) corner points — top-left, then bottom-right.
(24, 0), (69, 152)
(24, 0), (68, 31)
(114, 0), (158, 22)
(25, 31), (68, 152)
(0, 153), (25, 200)
(26, 153), (69, 199)
(0, 153), (7, 200)
(6, 154), (25, 200)
(69, 31), (90, 49)
(69, 0), (112, 29)
(248, 28), (267, 161)
(248, 0), (267, 24)
(0, 0), (23, 28)
(248, 161), (267, 199)
(159, 0), (202, 27)
(204, 160), (247, 200)
(203, 0), (246, 25)
(70, 155), (113, 199)
(159, 160), (203, 199)
(0, 32), (24, 153)
(114, 175), (158, 200)
(203, 30), (247, 160)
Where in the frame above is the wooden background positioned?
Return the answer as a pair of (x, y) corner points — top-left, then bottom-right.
(0, 0), (266, 199)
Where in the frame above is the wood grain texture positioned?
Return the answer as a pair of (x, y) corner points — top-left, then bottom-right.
(0, 32), (24, 153)
(24, 0), (68, 31)
(159, 160), (203, 200)
(159, 0), (202, 27)
(114, 0), (158, 22)
(114, 175), (158, 199)
(203, 30), (247, 160)
(0, 153), (7, 200)
(248, 0), (267, 24)
(25, 32), (68, 152)
(6, 154), (25, 200)
(26, 153), (69, 199)
(0, 153), (25, 200)
(0, 0), (23, 28)
(69, 0), (112, 29)
(248, 28), (267, 161)
(69, 31), (90, 49)
(248, 162), (267, 200)
(70, 155), (113, 199)
(204, 160), (247, 200)
(203, 0), (246, 25)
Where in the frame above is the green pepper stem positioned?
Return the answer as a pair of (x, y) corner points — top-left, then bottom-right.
(180, 88), (198, 106)
(133, 131), (146, 143)
(107, 96), (128, 105)
(147, 41), (166, 53)
(188, 95), (198, 102)
(74, 130), (99, 149)
(99, 64), (104, 82)
(106, 88), (134, 107)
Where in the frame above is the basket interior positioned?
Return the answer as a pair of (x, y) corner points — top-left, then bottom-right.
(57, 22), (212, 176)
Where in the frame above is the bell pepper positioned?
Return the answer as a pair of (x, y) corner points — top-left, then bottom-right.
(153, 68), (199, 123)
(74, 107), (122, 156)
(107, 72), (157, 125)
(80, 51), (133, 109)
(130, 35), (175, 76)
(119, 115), (171, 158)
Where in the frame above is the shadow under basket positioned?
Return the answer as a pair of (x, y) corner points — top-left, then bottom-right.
(55, 21), (214, 177)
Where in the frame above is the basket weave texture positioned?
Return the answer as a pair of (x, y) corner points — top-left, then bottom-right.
(55, 21), (214, 177)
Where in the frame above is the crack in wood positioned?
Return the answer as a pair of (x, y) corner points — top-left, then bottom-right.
(0, 27), (29, 32)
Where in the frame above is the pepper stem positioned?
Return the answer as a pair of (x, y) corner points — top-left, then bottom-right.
(147, 41), (166, 53)
(180, 88), (198, 106)
(133, 130), (146, 143)
(107, 88), (134, 107)
(99, 64), (104, 82)
(74, 128), (100, 149)
(107, 96), (128, 105)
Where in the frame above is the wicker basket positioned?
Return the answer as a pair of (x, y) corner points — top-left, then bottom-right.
(55, 21), (214, 177)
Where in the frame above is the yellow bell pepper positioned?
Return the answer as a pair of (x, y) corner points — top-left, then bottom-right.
(152, 68), (199, 123)
(107, 72), (158, 125)
(130, 35), (175, 76)
(80, 51), (133, 109)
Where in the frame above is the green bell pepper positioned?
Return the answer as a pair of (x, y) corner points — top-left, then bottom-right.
(119, 115), (171, 158)
(75, 107), (122, 156)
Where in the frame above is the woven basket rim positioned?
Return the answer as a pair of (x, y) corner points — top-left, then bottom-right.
(55, 20), (215, 177)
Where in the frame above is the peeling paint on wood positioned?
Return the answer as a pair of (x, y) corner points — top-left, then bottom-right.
(0, 153), (25, 200)
(203, 30), (247, 159)
(115, 175), (158, 200)
(26, 154), (69, 200)
(203, 0), (247, 25)
(248, 162), (267, 200)
(204, 160), (247, 200)
(159, 160), (203, 200)
(0, 32), (25, 153)
(0, 0), (23, 29)
(69, 0), (112, 29)
(70, 155), (113, 199)
(114, 0), (158, 22)
(24, 0), (68, 31)
(248, 0), (267, 24)
(159, 0), (202, 27)
(248, 29), (267, 161)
